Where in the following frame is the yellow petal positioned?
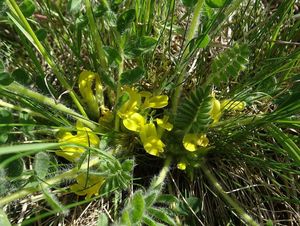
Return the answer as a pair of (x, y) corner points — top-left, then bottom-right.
(78, 70), (103, 118)
(118, 87), (141, 119)
(177, 162), (187, 170)
(221, 100), (246, 111)
(143, 136), (165, 156)
(183, 133), (209, 152)
(143, 95), (169, 109)
(139, 123), (157, 144)
(183, 134), (198, 152)
(139, 123), (165, 156)
(196, 134), (209, 147)
(123, 112), (145, 132)
(57, 122), (100, 162)
(70, 173), (104, 199)
(156, 115), (173, 131)
(210, 96), (221, 123)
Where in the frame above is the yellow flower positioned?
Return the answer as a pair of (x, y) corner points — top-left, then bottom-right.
(78, 70), (103, 119)
(140, 123), (165, 156)
(177, 162), (187, 170)
(118, 87), (141, 119)
(183, 133), (209, 152)
(70, 173), (104, 199)
(123, 112), (145, 132)
(221, 100), (246, 111)
(156, 115), (173, 131)
(210, 92), (246, 123)
(56, 122), (100, 162)
(141, 93), (169, 109)
(210, 95), (221, 123)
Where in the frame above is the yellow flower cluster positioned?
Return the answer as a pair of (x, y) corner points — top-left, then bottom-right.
(56, 121), (100, 162)
(179, 93), (246, 170)
(70, 173), (104, 199)
(118, 87), (172, 156)
(57, 121), (103, 198)
(210, 93), (246, 123)
(78, 70), (104, 119)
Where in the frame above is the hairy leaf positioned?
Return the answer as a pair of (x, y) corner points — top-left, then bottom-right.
(209, 43), (249, 85)
(175, 87), (212, 133)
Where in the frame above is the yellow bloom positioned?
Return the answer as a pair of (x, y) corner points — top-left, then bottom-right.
(78, 70), (103, 118)
(183, 133), (209, 152)
(140, 123), (165, 156)
(142, 94), (169, 109)
(177, 162), (187, 170)
(56, 122), (100, 162)
(221, 100), (246, 111)
(156, 115), (173, 131)
(123, 112), (145, 132)
(70, 173), (104, 199)
(210, 95), (221, 123)
(118, 87), (141, 119)
(210, 92), (246, 123)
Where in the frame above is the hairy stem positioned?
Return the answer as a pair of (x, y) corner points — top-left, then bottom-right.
(1, 82), (97, 130)
(172, 0), (205, 114)
(151, 157), (172, 189)
(0, 158), (100, 207)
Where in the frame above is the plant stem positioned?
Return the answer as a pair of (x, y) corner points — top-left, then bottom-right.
(0, 158), (100, 207)
(1, 82), (97, 130)
(85, 0), (107, 69)
(151, 157), (172, 189)
(171, 0), (205, 114)
(201, 163), (259, 226)
(6, 0), (88, 118)
(114, 38), (125, 131)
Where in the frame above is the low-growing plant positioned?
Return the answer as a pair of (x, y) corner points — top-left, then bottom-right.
(0, 0), (299, 225)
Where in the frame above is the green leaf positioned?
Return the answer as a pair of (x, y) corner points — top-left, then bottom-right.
(97, 213), (108, 226)
(117, 9), (136, 34)
(209, 43), (249, 85)
(124, 36), (157, 59)
(122, 159), (134, 172)
(103, 46), (121, 66)
(120, 67), (145, 85)
(0, 61), (4, 72)
(12, 68), (30, 85)
(142, 215), (160, 226)
(0, 109), (12, 124)
(139, 36), (157, 50)
(175, 87), (212, 134)
(145, 191), (158, 207)
(189, 34), (211, 51)
(182, 0), (198, 8)
(67, 0), (83, 14)
(34, 152), (50, 179)
(148, 207), (176, 226)
(267, 125), (300, 165)
(0, 133), (8, 144)
(131, 190), (145, 223)
(35, 28), (47, 41)
(0, 209), (11, 226)
(0, 155), (24, 178)
(156, 194), (179, 204)
(0, 72), (14, 86)
(20, 0), (35, 17)
(42, 188), (66, 213)
(0, 143), (60, 156)
(206, 0), (228, 8)
(121, 210), (131, 225)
